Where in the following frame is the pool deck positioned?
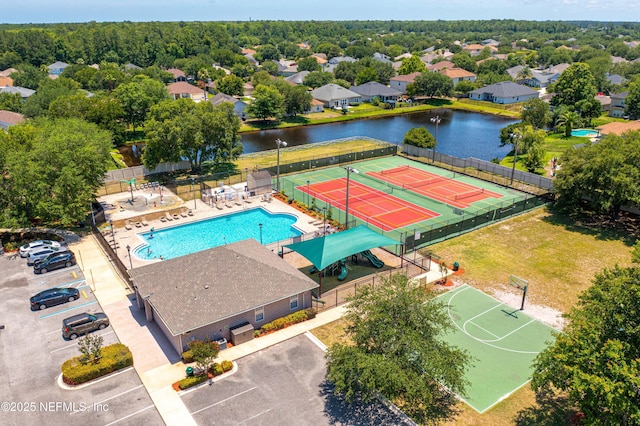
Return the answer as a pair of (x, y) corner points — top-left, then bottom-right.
(97, 186), (324, 270)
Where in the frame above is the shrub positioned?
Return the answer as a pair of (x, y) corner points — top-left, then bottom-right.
(259, 309), (312, 334)
(182, 350), (194, 363)
(211, 363), (224, 376)
(62, 343), (133, 385)
(178, 374), (207, 390)
(221, 360), (233, 372)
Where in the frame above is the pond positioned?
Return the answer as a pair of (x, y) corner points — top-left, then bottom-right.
(120, 109), (518, 166)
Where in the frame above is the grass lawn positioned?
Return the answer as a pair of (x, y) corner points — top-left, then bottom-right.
(310, 206), (636, 423)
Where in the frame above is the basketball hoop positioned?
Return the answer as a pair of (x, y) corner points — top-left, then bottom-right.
(510, 275), (529, 310)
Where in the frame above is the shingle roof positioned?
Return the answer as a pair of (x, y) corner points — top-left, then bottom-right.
(167, 81), (203, 95)
(0, 110), (25, 129)
(209, 92), (243, 106)
(129, 239), (318, 335)
(349, 81), (402, 97)
(285, 70), (310, 85)
(48, 61), (69, 70)
(470, 81), (537, 98)
(439, 68), (476, 79)
(0, 68), (17, 77)
(428, 61), (455, 71)
(311, 84), (361, 102)
(597, 120), (640, 135)
(167, 68), (186, 78)
(390, 72), (422, 83)
(0, 85), (35, 98)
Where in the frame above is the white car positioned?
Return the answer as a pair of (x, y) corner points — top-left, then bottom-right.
(27, 247), (69, 266)
(19, 240), (63, 258)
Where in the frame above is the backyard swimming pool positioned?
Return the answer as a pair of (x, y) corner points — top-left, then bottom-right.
(134, 208), (302, 260)
(571, 129), (600, 138)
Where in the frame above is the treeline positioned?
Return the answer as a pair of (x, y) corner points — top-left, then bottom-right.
(2, 20), (640, 69)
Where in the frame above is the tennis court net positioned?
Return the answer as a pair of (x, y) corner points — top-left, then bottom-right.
(380, 164), (411, 175)
(403, 175), (448, 190)
(454, 188), (485, 201)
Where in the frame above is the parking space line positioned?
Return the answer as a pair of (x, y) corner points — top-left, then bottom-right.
(243, 408), (273, 422)
(104, 405), (155, 426)
(50, 331), (114, 353)
(38, 277), (86, 287)
(32, 266), (80, 279)
(70, 385), (144, 415)
(190, 386), (257, 415)
(39, 301), (97, 319)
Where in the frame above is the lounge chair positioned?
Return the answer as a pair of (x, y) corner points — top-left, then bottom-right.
(173, 213), (180, 220)
(165, 212), (173, 221)
(124, 220), (132, 231)
(180, 210), (188, 218)
(135, 220), (142, 228)
(160, 215), (166, 222)
(187, 209), (194, 216)
(141, 217), (149, 226)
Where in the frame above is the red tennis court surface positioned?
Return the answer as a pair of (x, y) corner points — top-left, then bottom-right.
(367, 165), (503, 208)
(299, 178), (439, 231)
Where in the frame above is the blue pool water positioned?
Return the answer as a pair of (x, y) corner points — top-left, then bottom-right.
(134, 208), (301, 260)
(571, 129), (599, 137)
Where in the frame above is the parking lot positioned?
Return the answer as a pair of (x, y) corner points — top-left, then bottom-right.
(0, 251), (162, 425)
(181, 334), (414, 426)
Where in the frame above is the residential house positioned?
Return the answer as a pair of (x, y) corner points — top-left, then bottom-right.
(306, 98), (325, 113)
(462, 44), (485, 56)
(439, 68), (477, 85)
(167, 81), (206, 102)
(0, 76), (12, 87)
(427, 61), (455, 72)
(389, 72), (421, 94)
(167, 68), (186, 82)
(482, 38), (500, 46)
(507, 64), (568, 88)
(130, 239), (318, 355)
(0, 110), (25, 130)
(609, 92), (628, 118)
(285, 71), (310, 85)
(595, 94), (611, 113)
(0, 85), (35, 99)
(394, 53), (412, 61)
(310, 83), (361, 108)
(244, 53), (259, 67)
(349, 81), (402, 103)
(48, 61), (68, 75)
(469, 81), (538, 104)
(0, 68), (17, 77)
(611, 56), (629, 65)
(597, 120), (640, 136)
(606, 74), (627, 86)
(124, 63), (142, 71)
(325, 56), (356, 73)
(241, 48), (257, 56)
(311, 54), (328, 68)
(276, 60), (298, 77)
(372, 52), (392, 64)
(209, 93), (247, 119)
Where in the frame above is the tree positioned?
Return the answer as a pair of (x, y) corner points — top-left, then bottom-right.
(246, 84), (285, 121)
(355, 67), (378, 85)
(255, 44), (280, 62)
(550, 63), (597, 107)
(144, 99), (242, 171)
(283, 85), (312, 117)
(555, 110), (582, 138)
(297, 56), (321, 72)
(451, 52), (476, 72)
(0, 118), (112, 227)
(407, 72), (453, 98)
(260, 61), (279, 76)
(521, 98), (550, 130)
(188, 339), (219, 374)
(113, 76), (168, 130)
(531, 265), (640, 425)
(403, 127), (435, 148)
(632, 240), (640, 264)
(625, 78), (640, 119)
(78, 333), (104, 364)
(518, 125), (547, 173)
(325, 273), (470, 424)
(398, 55), (426, 75)
(216, 74), (244, 97)
(22, 77), (82, 118)
(10, 63), (47, 90)
(303, 71), (333, 89)
(553, 131), (640, 216)
(516, 66), (534, 82)
(454, 80), (475, 95)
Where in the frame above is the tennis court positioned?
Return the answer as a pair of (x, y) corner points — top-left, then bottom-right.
(302, 178), (439, 231)
(438, 284), (557, 413)
(367, 165), (503, 208)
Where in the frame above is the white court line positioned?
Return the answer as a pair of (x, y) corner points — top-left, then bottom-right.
(190, 386), (257, 416)
(243, 408), (273, 422)
(50, 331), (114, 353)
(70, 385), (144, 415)
(465, 320), (501, 340)
(104, 405), (155, 426)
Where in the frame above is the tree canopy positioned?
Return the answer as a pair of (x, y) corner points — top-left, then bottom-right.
(550, 63), (597, 107)
(246, 84), (285, 121)
(407, 72), (454, 98)
(325, 273), (470, 424)
(403, 127), (435, 148)
(532, 265), (640, 425)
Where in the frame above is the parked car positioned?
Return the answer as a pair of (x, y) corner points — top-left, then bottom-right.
(19, 239), (63, 257)
(62, 312), (110, 339)
(30, 287), (80, 310)
(27, 247), (68, 266)
(33, 251), (76, 274)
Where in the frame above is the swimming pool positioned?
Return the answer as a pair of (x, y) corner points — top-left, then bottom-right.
(134, 208), (302, 260)
(571, 129), (599, 138)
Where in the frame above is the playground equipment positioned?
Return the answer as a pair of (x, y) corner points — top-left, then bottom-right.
(338, 259), (348, 281)
(361, 250), (384, 268)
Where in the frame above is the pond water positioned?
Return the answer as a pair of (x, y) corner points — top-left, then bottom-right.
(120, 109), (518, 166)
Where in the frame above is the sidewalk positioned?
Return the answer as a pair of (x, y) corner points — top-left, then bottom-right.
(70, 234), (348, 426)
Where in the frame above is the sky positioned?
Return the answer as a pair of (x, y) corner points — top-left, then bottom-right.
(3, 0), (639, 24)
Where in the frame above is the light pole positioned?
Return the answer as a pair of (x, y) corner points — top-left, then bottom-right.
(258, 223), (263, 244)
(191, 178), (197, 210)
(126, 244), (132, 269)
(275, 138), (287, 193)
(344, 166), (359, 230)
(430, 115), (441, 163)
(509, 132), (522, 185)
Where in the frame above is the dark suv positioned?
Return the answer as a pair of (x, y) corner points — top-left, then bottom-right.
(62, 312), (110, 339)
(30, 287), (80, 310)
(33, 251), (76, 274)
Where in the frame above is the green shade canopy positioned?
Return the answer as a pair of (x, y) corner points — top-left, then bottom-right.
(284, 225), (400, 271)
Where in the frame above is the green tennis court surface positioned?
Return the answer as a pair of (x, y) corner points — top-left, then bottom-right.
(438, 284), (557, 413)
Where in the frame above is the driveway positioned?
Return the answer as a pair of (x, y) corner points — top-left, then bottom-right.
(181, 334), (414, 425)
(0, 252), (162, 425)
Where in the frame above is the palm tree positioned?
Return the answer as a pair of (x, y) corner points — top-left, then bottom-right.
(516, 66), (534, 83)
(556, 110), (582, 138)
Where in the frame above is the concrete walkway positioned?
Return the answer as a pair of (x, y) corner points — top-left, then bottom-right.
(69, 234), (348, 426)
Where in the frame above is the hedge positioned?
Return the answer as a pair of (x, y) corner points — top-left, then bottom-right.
(181, 349), (194, 363)
(259, 308), (316, 334)
(62, 343), (133, 385)
(221, 360), (233, 372)
(178, 374), (208, 390)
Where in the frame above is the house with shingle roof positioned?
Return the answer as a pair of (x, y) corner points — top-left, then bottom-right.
(310, 83), (361, 108)
(307, 98), (324, 113)
(427, 61), (455, 72)
(0, 76), (12, 87)
(48, 61), (69, 75)
(610, 92), (628, 118)
(463, 44), (485, 56)
(439, 67), (477, 85)
(389, 72), (422, 94)
(349, 81), (402, 103)
(167, 68), (186, 82)
(130, 239), (318, 354)
(285, 70), (310, 85)
(0, 68), (17, 77)
(209, 92), (247, 119)
(167, 81), (206, 102)
(0, 85), (35, 99)
(470, 81), (538, 104)
(0, 110), (25, 129)
(597, 120), (640, 135)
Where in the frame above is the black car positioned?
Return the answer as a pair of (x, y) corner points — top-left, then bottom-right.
(62, 312), (110, 339)
(33, 251), (76, 274)
(30, 287), (80, 310)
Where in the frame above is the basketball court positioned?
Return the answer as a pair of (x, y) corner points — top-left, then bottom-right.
(438, 284), (557, 413)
